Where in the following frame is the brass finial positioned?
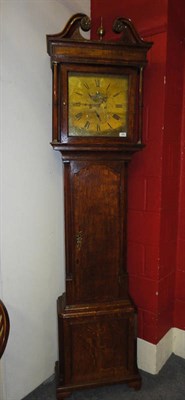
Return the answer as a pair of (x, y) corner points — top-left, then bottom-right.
(97, 17), (105, 40)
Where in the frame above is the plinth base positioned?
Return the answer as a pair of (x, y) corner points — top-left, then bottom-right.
(55, 362), (141, 399)
(56, 295), (141, 399)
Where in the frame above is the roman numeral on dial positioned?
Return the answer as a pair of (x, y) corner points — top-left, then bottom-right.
(84, 121), (90, 129)
(75, 112), (83, 120)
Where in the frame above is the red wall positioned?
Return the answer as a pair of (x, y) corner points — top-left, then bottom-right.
(91, 0), (185, 344)
(160, 0), (185, 336)
(174, 52), (185, 330)
(91, 0), (167, 39)
(128, 31), (167, 343)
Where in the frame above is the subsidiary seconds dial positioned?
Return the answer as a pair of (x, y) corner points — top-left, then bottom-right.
(68, 72), (129, 137)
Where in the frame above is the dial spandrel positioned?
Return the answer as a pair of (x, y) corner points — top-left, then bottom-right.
(68, 73), (129, 137)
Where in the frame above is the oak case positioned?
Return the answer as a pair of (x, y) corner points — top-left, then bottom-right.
(47, 13), (152, 399)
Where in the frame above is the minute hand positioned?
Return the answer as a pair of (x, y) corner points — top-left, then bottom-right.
(95, 111), (101, 121)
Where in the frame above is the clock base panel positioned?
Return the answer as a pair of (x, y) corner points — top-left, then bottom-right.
(55, 363), (141, 399)
(56, 294), (141, 399)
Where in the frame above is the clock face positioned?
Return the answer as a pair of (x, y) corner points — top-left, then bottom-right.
(68, 72), (129, 137)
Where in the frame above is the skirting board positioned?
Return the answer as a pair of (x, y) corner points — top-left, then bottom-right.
(137, 327), (185, 374)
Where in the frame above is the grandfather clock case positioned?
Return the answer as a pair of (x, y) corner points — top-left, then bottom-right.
(47, 14), (152, 399)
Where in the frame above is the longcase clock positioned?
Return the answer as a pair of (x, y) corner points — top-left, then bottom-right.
(47, 14), (152, 399)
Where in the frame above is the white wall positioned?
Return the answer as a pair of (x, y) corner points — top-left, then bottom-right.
(0, 1), (90, 399)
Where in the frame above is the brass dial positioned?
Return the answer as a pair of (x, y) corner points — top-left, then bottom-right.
(68, 72), (129, 137)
